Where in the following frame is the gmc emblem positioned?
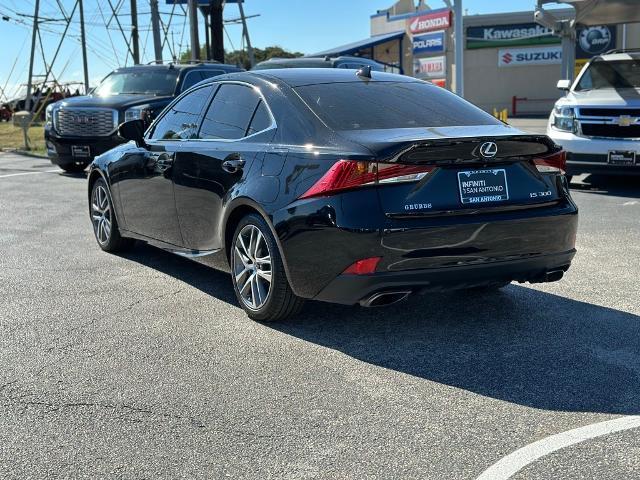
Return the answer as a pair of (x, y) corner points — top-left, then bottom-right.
(73, 115), (95, 125)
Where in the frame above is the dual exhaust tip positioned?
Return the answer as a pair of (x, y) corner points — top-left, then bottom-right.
(359, 270), (565, 308)
(360, 290), (411, 308)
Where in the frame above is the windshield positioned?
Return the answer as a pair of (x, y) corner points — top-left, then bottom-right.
(95, 70), (179, 96)
(295, 81), (500, 130)
(575, 59), (640, 90)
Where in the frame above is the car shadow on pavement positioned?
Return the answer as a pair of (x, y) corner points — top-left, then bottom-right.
(121, 242), (640, 415)
(571, 174), (640, 198)
(118, 243), (238, 305)
(272, 288), (640, 416)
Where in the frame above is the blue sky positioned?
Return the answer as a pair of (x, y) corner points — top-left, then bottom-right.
(0, 0), (541, 99)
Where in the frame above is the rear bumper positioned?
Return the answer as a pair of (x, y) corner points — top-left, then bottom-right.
(565, 153), (640, 176)
(44, 124), (124, 166)
(314, 250), (575, 305)
(277, 188), (578, 301)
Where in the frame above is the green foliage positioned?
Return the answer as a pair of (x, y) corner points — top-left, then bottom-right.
(179, 45), (303, 69)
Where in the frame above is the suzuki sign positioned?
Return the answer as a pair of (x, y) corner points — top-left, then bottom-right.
(498, 46), (562, 67)
(408, 10), (451, 34)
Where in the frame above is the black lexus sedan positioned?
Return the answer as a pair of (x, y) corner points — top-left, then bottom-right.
(87, 68), (578, 321)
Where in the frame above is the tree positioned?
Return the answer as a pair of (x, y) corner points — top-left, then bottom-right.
(179, 45), (303, 69)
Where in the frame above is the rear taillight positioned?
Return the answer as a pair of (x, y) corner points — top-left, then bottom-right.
(342, 256), (382, 275)
(299, 160), (434, 199)
(533, 150), (566, 173)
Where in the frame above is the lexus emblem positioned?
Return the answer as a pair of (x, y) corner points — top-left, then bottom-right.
(479, 141), (498, 158)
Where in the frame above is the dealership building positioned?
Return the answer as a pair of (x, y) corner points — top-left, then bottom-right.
(310, 0), (640, 115)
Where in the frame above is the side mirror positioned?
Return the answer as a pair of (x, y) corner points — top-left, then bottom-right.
(118, 119), (148, 148)
(556, 79), (571, 91)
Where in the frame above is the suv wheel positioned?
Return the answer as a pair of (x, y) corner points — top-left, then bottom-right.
(230, 214), (304, 322)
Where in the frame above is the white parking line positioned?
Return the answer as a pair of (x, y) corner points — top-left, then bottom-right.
(476, 415), (640, 480)
(0, 169), (61, 178)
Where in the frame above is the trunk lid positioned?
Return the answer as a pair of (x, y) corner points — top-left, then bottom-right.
(338, 126), (564, 217)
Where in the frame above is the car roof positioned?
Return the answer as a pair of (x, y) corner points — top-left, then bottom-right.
(246, 68), (418, 87)
(112, 63), (243, 74)
(597, 52), (640, 61)
(252, 56), (383, 70)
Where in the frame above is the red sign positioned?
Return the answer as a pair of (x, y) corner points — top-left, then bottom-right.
(408, 10), (452, 34)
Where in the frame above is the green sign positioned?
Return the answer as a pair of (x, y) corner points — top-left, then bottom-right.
(466, 23), (561, 49)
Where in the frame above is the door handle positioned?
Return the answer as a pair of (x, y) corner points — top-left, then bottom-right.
(222, 154), (246, 173)
(156, 152), (174, 170)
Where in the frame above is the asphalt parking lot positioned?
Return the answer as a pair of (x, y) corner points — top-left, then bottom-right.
(1, 138), (639, 478)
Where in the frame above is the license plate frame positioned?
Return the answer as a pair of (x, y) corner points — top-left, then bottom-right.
(71, 145), (91, 159)
(457, 168), (509, 205)
(607, 150), (636, 166)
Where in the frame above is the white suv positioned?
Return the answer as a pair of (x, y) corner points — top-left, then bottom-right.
(547, 50), (640, 179)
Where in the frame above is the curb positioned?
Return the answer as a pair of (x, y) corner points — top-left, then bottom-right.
(0, 148), (48, 159)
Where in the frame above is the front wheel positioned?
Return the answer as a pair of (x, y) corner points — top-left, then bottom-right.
(230, 214), (304, 322)
(90, 179), (133, 252)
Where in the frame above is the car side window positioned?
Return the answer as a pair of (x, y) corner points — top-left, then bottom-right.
(149, 86), (212, 140)
(180, 71), (203, 91)
(199, 84), (261, 140)
(247, 101), (272, 136)
(181, 70), (225, 92)
(199, 69), (225, 82)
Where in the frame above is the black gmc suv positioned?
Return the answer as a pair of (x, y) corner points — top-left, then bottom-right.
(44, 62), (243, 172)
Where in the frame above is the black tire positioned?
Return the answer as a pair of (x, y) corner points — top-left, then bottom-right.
(566, 175), (573, 185)
(60, 162), (88, 173)
(89, 178), (134, 252)
(230, 213), (305, 322)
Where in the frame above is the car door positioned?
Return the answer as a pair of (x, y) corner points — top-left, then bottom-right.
(116, 85), (214, 245)
(172, 82), (276, 251)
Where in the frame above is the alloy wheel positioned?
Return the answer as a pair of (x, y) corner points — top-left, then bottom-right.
(233, 224), (272, 310)
(91, 185), (112, 245)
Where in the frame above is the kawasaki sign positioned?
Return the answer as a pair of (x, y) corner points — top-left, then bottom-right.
(467, 23), (559, 49)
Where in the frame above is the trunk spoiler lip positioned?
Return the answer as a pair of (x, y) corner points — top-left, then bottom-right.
(374, 134), (561, 165)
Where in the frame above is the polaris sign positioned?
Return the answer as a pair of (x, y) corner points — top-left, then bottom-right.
(412, 32), (445, 54)
(498, 46), (562, 67)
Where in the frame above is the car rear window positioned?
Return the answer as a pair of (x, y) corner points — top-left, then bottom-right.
(294, 81), (500, 130)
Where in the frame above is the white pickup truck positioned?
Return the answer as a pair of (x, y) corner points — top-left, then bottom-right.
(547, 49), (640, 180)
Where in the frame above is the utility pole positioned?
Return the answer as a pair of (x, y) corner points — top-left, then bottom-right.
(78, 0), (90, 93)
(453, 0), (464, 97)
(150, 0), (163, 63)
(204, 12), (211, 60)
(237, 0), (255, 67)
(189, 0), (200, 61)
(130, 0), (140, 64)
(25, 0), (40, 112)
(210, 0), (224, 63)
